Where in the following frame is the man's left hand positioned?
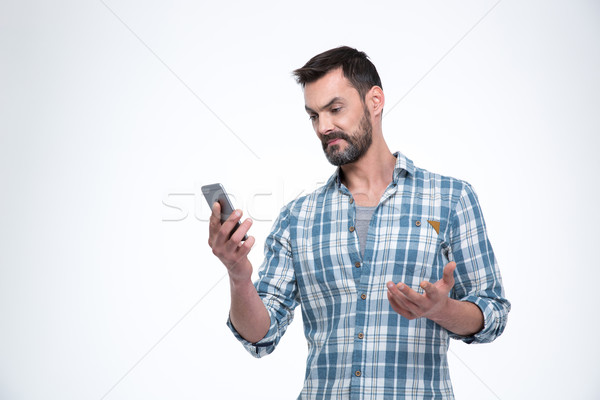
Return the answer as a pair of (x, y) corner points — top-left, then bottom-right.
(386, 261), (456, 320)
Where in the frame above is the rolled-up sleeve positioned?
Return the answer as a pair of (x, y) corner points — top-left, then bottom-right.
(226, 205), (299, 357)
(447, 183), (511, 344)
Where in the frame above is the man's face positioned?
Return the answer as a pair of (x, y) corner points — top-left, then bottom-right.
(304, 68), (373, 166)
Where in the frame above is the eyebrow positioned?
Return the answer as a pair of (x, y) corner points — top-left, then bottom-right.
(305, 96), (344, 114)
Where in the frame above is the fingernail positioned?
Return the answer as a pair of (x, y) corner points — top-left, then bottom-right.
(397, 283), (404, 290)
(387, 282), (394, 290)
(235, 210), (241, 217)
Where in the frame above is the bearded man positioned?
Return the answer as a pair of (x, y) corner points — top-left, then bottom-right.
(208, 46), (510, 399)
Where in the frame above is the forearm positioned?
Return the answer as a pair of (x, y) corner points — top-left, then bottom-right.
(207, 205), (272, 343)
(229, 272), (271, 343)
(430, 299), (484, 337)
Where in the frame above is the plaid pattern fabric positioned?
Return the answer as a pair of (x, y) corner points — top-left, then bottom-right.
(228, 152), (510, 399)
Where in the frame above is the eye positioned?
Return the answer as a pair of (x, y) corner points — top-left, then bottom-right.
(309, 114), (318, 121)
(331, 107), (342, 114)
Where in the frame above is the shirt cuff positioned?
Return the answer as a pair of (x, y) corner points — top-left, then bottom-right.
(448, 295), (501, 344)
(226, 311), (279, 358)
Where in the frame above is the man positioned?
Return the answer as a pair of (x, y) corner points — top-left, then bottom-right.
(208, 46), (510, 399)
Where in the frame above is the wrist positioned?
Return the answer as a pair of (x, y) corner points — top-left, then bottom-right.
(226, 258), (253, 286)
(228, 270), (254, 290)
(429, 298), (484, 336)
(427, 297), (454, 325)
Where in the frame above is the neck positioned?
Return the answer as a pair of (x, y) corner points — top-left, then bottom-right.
(339, 135), (396, 206)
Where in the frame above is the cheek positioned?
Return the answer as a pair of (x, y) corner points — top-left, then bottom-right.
(341, 108), (364, 130)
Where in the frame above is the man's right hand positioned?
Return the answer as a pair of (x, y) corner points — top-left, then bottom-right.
(208, 202), (255, 283)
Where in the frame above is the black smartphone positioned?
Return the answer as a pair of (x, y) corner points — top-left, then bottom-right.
(201, 183), (247, 241)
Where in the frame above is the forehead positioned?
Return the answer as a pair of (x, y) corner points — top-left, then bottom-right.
(303, 68), (360, 109)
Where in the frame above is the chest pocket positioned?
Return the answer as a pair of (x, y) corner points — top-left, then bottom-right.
(390, 215), (444, 292)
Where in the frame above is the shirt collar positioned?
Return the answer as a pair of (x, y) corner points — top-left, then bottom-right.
(391, 151), (414, 184)
(325, 151), (415, 190)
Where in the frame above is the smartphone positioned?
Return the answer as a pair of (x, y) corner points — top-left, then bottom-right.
(201, 183), (247, 241)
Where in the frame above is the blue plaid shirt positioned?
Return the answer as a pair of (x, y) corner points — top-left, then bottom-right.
(228, 152), (510, 399)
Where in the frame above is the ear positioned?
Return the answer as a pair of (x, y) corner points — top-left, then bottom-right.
(366, 86), (385, 118)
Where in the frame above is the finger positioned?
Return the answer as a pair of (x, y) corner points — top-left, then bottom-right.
(387, 291), (416, 319)
(386, 281), (419, 310)
(390, 280), (424, 306)
(420, 280), (438, 298)
(211, 201), (221, 220)
(216, 209), (243, 244)
(235, 235), (255, 257)
(230, 218), (253, 245)
(442, 261), (457, 286)
(225, 236), (256, 270)
(209, 202), (222, 237)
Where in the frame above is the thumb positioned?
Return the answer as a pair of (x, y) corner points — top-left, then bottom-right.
(442, 261), (456, 286)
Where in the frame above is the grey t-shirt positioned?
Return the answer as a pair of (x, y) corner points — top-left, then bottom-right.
(355, 205), (376, 257)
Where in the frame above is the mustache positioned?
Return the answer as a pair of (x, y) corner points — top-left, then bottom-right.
(321, 131), (351, 146)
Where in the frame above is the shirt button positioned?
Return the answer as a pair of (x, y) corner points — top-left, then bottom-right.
(349, 226), (355, 232)
(355, 262), (361, 268)
(355, 370), (362, 377)
(415, 220), (421, 227)
(358, 332), (364, 339)
(360, 294), (367, 300)
(349, 198), (354, 204)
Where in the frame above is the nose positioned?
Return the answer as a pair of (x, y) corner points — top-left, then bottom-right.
(316, 115), (334, 136)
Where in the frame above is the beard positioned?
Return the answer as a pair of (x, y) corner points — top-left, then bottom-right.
(321, 107), (373, 166)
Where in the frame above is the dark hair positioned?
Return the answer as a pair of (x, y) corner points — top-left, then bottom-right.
(293, 46), (382, 100)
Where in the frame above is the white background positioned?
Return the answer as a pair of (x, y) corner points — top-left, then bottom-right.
(1, 0), (599, 399)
